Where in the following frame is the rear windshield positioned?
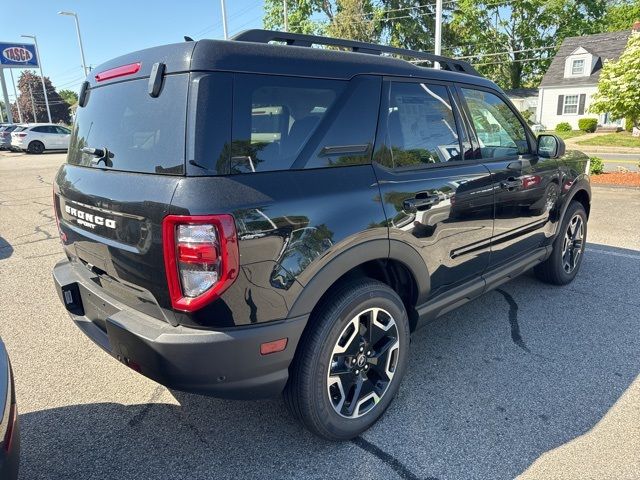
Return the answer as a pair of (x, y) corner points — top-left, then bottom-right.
(67, 74), (188, 174)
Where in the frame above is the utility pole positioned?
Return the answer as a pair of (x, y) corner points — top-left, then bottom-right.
(9, 69), (22, 123)
(220, 0), (229, 40)
(434, 0), (443, 68)
(283, 0), (288, 32)
(0, 69), (13, 123)
(28, 84), (37, 123)
(21, 35), (51, 123)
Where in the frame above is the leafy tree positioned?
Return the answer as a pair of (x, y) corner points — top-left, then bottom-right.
(326, 0), (378, 42)
(590, 32), (640, 130)
(449, 0), (607, 89)
(602, 0), (640, 31)
(58, 89), (79, 107)
(264, 0), (609, 89)
(11, 71), (70, 124)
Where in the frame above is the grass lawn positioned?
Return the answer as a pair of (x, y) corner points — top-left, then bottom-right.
(576, 132), (640, 148)
(552, 130), (587, 140)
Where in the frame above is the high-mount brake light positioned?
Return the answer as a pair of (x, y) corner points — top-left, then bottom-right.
(95, 62), (141, 82)
(162, 215), (239, 312)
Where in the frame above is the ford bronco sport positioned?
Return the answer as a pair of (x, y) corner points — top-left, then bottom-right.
(53, 30), (591, 441)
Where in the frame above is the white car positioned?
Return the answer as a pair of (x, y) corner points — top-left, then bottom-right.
(11, 123), (71, 154)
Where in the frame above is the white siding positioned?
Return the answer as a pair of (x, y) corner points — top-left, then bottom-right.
(537, 85), (598, 130)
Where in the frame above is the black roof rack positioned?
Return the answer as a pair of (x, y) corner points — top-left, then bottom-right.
(232, 29), (480, 77)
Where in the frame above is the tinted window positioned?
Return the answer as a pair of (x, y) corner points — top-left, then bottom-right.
(68, 74), (188, 174)
(31, 126), (51, 133)
(383, 82), (461, 169)
(462, 88), (529, 158)
(304, 76), (381, 169)
(231, 74), (344, 173)
(55, 126), (71, 134)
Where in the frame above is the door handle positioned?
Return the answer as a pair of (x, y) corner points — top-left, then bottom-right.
(403, 195), (440, 212)
(500, 177), (523, 190)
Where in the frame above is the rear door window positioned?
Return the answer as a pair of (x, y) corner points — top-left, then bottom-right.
(67, 74), (188, 174)
(230, 74), (344, 173)
(380, 82), (462, 169)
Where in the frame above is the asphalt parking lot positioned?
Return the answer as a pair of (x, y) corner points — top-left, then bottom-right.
(0, 151), (638, 480)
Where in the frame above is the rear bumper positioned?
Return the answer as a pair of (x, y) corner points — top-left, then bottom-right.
(53, 259), (308, 399)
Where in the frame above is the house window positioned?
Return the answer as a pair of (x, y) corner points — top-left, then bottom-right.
(563, 95), (579, 114)
(571, 59), (585, 76)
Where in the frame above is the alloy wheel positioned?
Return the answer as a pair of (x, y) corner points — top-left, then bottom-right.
(561, 214), (584, 273)
(327, 307), (400, 418)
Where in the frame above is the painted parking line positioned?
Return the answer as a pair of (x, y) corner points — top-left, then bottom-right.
(586, 247), (640, 260)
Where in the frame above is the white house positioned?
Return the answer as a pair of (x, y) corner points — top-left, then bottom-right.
(537, 28), (634, 131)
(505, 88), (538, 117)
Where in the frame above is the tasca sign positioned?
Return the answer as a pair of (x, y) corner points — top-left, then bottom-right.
(0, 42), (38, 67)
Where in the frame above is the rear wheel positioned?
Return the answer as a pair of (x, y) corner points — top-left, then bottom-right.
(27, 141), (45, 154)
(284, 279), (410, 440)
(535, 200), (587, 285)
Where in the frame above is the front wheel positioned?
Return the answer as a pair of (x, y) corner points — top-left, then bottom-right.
(284, 279), (410, 441)
(535, 200), (587, 285)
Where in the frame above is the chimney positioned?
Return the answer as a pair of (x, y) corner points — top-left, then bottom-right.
(633, 20), (640, 32)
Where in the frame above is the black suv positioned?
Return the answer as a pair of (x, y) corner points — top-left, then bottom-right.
(53, 30), (590, 440)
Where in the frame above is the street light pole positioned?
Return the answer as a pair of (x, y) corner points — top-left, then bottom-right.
(9, 69), (22, 123)
(28, 84), (37, 122)
(21, 35), (51, 123)
(434, 0), (443, 69)
(58, 11), (88, 77)
(283, 0), (288, 32)
(220, 0), (229, 40)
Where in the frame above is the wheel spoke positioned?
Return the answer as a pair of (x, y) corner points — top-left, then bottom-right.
(326, 306), (401, 419)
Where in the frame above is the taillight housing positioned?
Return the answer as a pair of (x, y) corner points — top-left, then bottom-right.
(162, 215), (239, 312)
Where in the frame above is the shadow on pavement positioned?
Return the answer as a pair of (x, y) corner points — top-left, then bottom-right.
(0, 237), (13, 260)
(19, 243), (640, 480)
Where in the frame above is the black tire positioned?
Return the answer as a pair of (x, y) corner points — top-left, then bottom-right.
(27, 141), (45, 154)
(534, 200), (587, 285)
(284, 279), (410, 441)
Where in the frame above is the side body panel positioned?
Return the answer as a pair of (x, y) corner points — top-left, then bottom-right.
(169, 166), (388, 327)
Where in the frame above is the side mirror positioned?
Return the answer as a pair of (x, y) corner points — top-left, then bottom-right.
(537, 134), (566, 159)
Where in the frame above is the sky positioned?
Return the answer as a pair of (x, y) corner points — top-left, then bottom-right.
(2, 0), (266, 97)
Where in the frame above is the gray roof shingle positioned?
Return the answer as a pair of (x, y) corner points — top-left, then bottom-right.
(539, 30), (631, 87)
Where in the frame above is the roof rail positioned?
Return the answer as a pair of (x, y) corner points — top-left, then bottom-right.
(232, 29), (480, 77)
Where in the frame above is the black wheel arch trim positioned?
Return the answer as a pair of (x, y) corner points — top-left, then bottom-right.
(561, 176), (591, 219)
(286, 238), (430, 319)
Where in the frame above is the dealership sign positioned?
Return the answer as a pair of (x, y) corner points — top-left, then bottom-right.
(0, 42), (38, 67)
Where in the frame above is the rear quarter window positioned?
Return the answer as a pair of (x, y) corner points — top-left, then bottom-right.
(67, 74), (188, 174)
(230, 74), (345, 173)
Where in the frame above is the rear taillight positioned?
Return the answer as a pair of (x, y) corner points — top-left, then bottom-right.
(15, 133), (26, 138)
(53, 188), (67, 243)
(162, 215), (239, 312)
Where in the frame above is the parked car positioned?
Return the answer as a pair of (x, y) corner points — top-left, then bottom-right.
(0, 338), (19, 480)
(52, 30), (591, 441)
(0, 125), (18, 150)
(11, 123), (71, 154)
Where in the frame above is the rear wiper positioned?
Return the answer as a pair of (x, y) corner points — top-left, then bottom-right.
(82, 146), (114, 168)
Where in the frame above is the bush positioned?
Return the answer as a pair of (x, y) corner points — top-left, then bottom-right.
(578, 118), (598, 133)
(589, 156), (604, 175)
(625, 117), (634, 133)
(555, 122), (572, 132)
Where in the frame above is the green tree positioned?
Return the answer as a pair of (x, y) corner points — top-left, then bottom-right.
(590, 32), (640, 130)
(602, 0), (640, 31)
(58, 89), (79, 107)
(449, 0), (607, 89)
(326, 0), (378, 42)
(264, 1), (609, 89)
(11, 71), (70, 124)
